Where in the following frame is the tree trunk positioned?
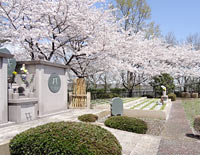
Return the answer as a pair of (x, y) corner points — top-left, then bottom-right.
(128, 89), (133, 97)
(184, 85), (187, 92)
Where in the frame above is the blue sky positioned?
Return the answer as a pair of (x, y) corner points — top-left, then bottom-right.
(148, 0), (200, 41)
(107, 0), (200, 41)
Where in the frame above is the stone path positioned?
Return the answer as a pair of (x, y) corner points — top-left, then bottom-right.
(1, 99), (200, 155)
(0, 109), (104, 145)
(157, 100), (200, 155)
(104, 127), (161, 155)
(0, 108), (160, 155)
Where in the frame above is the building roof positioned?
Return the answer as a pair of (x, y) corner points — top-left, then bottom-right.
(0, 48), (14, 58)
(17, 60), (70, 69)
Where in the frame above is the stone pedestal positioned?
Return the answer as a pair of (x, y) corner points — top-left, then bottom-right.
(161, 90), (168, 104)
(0, 49), (13, 124)
(16, 61), (69, 117)
(9, 98), (38, 123)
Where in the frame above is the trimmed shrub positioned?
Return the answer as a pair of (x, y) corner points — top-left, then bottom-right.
(142, 95), (154, 98)
(194, 115), (200, 133)
(168, 93), (176, 101)
(181, 92), (186, 98)
(9, 122), (122, 155)
(104, 116), (147, 134)
(185, 92), (191, 98)
(110, 88), (126, 94)
(78, 114), (98, 122)
(192, 93), (199, 98)
(174, 91), (182, 97)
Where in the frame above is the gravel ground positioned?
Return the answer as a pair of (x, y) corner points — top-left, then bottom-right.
(141, 118), (166, 136)
(98, 116), (166, 136)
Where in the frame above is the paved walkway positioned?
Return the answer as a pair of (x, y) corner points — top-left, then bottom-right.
(157, 100), (200, 155)
(0, 108), (160, 155)
(1, 100), (200, 155)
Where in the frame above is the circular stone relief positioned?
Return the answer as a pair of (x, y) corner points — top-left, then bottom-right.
(48, 73), (61, 93)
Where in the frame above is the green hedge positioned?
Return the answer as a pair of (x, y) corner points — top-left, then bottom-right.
(104, 116), (147, 134)
(110, 88), (126, 93)
(78, 114), (98, 122)
(168, 93), (176, 101)
(9, 122), (122, 155)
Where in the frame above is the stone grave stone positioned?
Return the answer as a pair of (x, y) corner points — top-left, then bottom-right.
(15, 61), (69, 117)
(111, 97), (123, 116)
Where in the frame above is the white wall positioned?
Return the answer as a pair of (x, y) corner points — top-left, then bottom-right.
(35, 64), (68, 117)
(0, 58), (8, 123)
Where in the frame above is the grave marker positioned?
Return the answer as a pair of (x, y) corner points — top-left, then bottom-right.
(111, 97), (123, 116)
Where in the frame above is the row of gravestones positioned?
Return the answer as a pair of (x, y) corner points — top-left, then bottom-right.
(0, 48), (69, 124)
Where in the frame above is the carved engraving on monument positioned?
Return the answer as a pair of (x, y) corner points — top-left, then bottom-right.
(48, 73), (61, 93)
(25, 113), (32, 121)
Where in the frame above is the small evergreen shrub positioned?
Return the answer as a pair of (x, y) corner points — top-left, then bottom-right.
(185, 92), (191, 98)
(181, 92), (186, 98)
(174, 91), (182, 97)
(9, 122), (122, 155)
(78, 114), (98, 122)
(181, 92), (191, 98)
(168, 93), (176, 101)
(191, 93), (199, 98)
(110, 88), (126, 93)
(194, 115), (200, 133)
(142, 95), (154, 98)
(104, 116), (147, 134)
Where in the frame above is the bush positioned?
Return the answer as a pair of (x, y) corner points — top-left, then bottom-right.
(185, 92), (191, 98)
(110, 88), (126, 94)
(174, 91), (182, 97)
(168, 93), (176, 101)
(9, 122), (122, 155)
(104, 116), (147, 134)
(181, 92), (186, 98)
(191, 93), (199, 98)
(78, 114), (98, 122)
(109, 93), (120, 98)
(194, 115), (200, 133)
(142, 94), (154, 98)
(150, 73), (175, 97)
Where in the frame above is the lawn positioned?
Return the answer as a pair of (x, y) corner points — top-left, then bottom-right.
(91, 97), (140, 105)
(130, 98), (161, 110)
(182, 99), (200, 126)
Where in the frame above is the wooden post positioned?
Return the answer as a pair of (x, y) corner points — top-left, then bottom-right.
(87, 92), (91, 109)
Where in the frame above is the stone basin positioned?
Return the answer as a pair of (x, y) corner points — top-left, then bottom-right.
(8, 98), (38, 123)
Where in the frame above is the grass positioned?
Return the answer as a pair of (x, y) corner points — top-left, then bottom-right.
(182, 99), (200, 126)
(91, 97), (141, 105)
(160, 103), (167, 110)
(131, 99), (150, 109)
(123, 97), (141, 104)
(150, 103), (158, 110)
(141, 99), (158, 110)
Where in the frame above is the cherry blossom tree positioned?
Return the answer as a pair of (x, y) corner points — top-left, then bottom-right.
(1, 0), (200, 91)
(0, 0), (122, 77)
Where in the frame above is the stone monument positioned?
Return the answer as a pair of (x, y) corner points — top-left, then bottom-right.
(111, 97), (123, 116)
(161, 85), (168, 104)
(15, 61), (68, 117)
(0, 48), (13, 124)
